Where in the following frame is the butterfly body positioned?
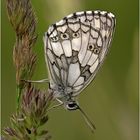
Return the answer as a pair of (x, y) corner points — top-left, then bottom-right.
(44, 10), (116, 111)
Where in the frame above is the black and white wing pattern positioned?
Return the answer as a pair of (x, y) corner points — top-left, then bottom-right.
(44, 10), (116, 97)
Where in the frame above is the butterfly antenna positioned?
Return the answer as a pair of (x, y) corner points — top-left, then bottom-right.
(78, 106), (96, 133)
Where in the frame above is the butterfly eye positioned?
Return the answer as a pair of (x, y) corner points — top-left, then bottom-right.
(73, 32), (80, 38)
(93, 48), (100, 54)
(50, 36), (59, 42)
(61, 33), (69, 40)
(88, 44), (94, 51)
(66, 102), (79, 110)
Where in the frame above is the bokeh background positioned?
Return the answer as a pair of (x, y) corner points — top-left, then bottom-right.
(1, 0), (138, 140)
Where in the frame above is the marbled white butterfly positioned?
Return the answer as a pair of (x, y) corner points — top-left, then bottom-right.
(43, 10), (116, 132)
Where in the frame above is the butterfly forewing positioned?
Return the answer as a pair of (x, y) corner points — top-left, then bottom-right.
(44, 10), (116, 97)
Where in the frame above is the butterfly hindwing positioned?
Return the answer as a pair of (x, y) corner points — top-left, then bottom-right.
(44, 10), (116, 97)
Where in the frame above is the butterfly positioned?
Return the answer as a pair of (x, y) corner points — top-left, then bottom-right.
(43, 10), (116, 132)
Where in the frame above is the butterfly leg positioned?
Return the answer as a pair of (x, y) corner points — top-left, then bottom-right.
(22, 78), (49, 83)
(47, 99), (64, 112)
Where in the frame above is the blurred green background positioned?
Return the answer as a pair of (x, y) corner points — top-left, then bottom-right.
(1, 0), (138, 140)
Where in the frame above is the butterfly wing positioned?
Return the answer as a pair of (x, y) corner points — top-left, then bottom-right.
(44, 10), (116, 97)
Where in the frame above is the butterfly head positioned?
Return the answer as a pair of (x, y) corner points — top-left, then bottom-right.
(65, 100), (79, 110)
